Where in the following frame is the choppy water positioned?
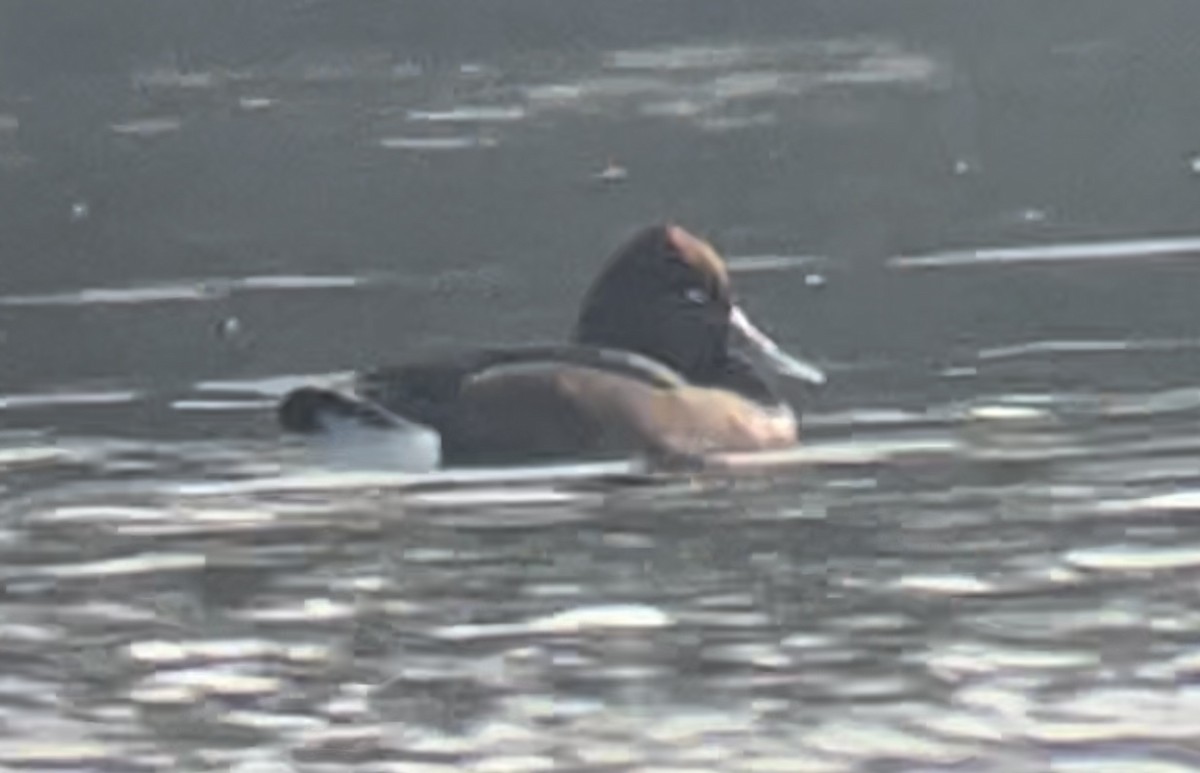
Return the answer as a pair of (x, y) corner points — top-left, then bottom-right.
(4, 3), (1200, 771)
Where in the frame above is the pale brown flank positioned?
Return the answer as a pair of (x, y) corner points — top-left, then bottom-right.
(553, 367), (797, 458)
(666, 224), (729, 290)
(463, 361), (797, 461)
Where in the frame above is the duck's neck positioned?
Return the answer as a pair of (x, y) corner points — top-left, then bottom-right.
(696, 354), (786, 408)
(574, 318), (724, 387)
(574, 321), (783, 407)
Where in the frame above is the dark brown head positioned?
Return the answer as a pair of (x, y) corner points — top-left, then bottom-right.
(572, 224), (825, 402)
(573, 224), (732, 377)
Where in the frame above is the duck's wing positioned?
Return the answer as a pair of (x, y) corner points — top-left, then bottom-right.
(356, 345), (685, 425)
(471, 346), (686, 389)
(349, 346), (687, 465)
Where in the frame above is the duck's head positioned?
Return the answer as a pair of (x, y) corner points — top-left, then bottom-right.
(572, 224), (824, 400)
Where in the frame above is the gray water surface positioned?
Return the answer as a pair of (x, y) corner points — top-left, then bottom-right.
(3, 3), (1200, 771)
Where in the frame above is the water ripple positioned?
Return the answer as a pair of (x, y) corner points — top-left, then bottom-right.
(891, 234), (1200, 268)
(1, 323), (1198, 771)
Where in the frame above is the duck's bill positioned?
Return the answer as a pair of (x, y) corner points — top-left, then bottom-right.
(730, 305), (827, 386)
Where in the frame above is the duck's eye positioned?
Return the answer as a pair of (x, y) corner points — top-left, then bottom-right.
(683, 287), (709, 305)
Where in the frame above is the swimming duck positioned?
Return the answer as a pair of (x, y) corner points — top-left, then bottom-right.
(279, 223), (824, 467)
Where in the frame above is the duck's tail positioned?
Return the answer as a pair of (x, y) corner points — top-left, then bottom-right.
(277, 386), (443, 472)
(277, 387), (409, 434)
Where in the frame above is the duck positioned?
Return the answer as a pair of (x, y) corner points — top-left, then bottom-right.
(278, 223), (824, 468)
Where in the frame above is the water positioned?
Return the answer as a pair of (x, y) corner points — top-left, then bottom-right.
(4, 2), (1200, 770)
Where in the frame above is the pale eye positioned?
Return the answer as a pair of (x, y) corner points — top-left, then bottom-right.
(683, 287), (709, 305)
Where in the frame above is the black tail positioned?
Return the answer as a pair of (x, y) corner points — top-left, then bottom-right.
(277, 387), (407, 434)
